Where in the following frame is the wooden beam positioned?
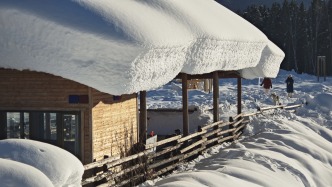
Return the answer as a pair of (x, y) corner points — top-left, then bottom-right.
(145, 108), (197, 114)
(237, 77), (242, 114)
(213, 71), (219, 122)
(218, 71), (241, 78)
(182, 73), (189, 136)
(175, 71), (241, 80)
(139, 91), (147, 144)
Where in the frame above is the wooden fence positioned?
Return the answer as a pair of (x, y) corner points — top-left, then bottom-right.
(81, 103), (304, 187)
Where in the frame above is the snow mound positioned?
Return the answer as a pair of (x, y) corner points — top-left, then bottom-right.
(0, 139), (84, 187)
(0, 158), (54, 187)
(0, 0), (284, 95)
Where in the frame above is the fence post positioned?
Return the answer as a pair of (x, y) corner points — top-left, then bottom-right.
(228, 117), (234, 141)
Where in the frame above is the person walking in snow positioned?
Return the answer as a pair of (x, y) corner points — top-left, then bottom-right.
(260, 77), (272, 94)
(285, 74), (294, 98)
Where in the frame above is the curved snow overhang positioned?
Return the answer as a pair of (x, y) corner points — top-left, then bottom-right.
(0, 0), (284, 95)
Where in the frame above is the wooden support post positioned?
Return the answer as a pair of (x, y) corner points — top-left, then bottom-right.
(237, 77), (242, 115)
(182, 73), (189, 136)
(228, 117), (234, 140)
(56, 113), (64, 148)
(0, 112), (6, 139)
(45, 113), (51, 139)
(317, 57), (320, 82)
(139, 91), (147, 144)
(20, 112), (25, 139)
(213, 71), (219, 123)
(324, 60), (327, 81)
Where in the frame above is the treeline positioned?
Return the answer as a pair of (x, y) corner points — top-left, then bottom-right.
(238, 0), (332, 76)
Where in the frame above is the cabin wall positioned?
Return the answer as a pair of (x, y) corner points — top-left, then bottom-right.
(0, 69), (139, 164)
(0, 69), (92, 163)
(91, 90), (138, 161)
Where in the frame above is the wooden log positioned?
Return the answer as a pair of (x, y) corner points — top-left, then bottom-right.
(148, 154), (183, 170)
(180, 138), (207, 153)
(99, 173), (145, 187)
(235, 131), (243, 140)
(233, 113), (243, 121)
(145, 135), (182, 149)
(105, 152), (147, 169)
(242, 120), (250, 124)
(260, 105), (286, 111)
(107, 163), (145, 181)
(218, 135), (235, 143)
(201, 121), (223, 131)
(232, 118), (244, 128)
(181, 147), (205, 160)
(84, 155), (121, 170)
(242, 111), (261, 117)
(206, 136), (220, 145)
(217, 128), (235, 136)
(218, 121), (231, 128)
(95, 180), (115, 187)
(203, 128), (221, 138)
(148, 144), (182, 159)
(81, 170), (112, 185)
(234, 123), (246, 134)
(150, 147), (208, 179)
(283, 104), (302, 109)
(150, 164), (178, 179)
(178, 130), (207, 143)
(229, 117), (234, 137)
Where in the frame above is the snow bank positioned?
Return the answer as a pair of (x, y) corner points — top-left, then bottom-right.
(0, 0), (284, 95)
(0, 139), (84, 187)
(0, 158), (54, 187)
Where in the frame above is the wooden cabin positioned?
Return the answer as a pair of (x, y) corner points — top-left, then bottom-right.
(0, 68), (138, 164)
(0, 68), (243, 165)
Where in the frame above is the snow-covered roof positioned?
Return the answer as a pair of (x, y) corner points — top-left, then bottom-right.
(0, 0), (284, 95)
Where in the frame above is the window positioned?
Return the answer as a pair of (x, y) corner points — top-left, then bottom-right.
(0, 111), (81, 158)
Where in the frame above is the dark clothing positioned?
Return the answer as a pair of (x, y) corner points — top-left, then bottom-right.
(260, 78), (272, 89)
(285, 77), (294, 93)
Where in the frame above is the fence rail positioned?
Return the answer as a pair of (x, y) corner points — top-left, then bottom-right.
(82, 103), (304, 187)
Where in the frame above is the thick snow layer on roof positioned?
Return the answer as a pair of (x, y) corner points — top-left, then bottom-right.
(0, 139), (84, 187)
(0, 0), (284, 95)
(240, 41), (285, 78)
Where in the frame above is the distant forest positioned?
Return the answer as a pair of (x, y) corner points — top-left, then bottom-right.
(237, 0), (332, 76)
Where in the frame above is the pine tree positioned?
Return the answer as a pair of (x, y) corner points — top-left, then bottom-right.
(297, 2), (309, 74)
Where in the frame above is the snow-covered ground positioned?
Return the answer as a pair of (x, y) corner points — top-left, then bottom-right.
(140, 69), (332, 187)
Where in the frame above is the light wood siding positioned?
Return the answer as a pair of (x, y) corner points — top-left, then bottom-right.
(0, 69), (92, 163)
(91, 90), (138, 161)
(0, 69), (139, 164)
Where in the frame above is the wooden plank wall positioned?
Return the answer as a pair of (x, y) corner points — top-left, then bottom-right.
(0, 69), (139, 164)
(91, 90), (138, 161)
(0, 69), (89, 109)
(0, 69), (91, 163)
